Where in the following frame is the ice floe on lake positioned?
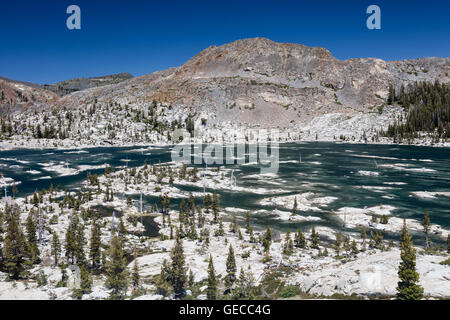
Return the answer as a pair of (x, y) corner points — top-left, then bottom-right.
(335, 205), (449, 237)
(260, 192), (338, 212)
(32, 176), (52, 181)
(42, 163), (80, 176)
(0, 176), (21, 187)
(355, 185), (399, 193)
(411, 191), (450, 199)
(25, 169), (41, 175)
(379, 163), (437, 173)
(352, 154), (402, 161)
(357, 170), (379, 176)
(76, 164), (107, 171)
(383, 182), (407, 185)
(63, 150), (89, 154)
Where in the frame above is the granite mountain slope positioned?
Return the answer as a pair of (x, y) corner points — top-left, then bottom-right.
(57, 37), (450, 127)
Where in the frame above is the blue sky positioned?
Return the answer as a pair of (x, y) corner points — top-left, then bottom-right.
(0, 0), (449, 84)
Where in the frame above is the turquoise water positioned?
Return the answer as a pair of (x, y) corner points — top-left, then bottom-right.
(1, 142), (449, 244)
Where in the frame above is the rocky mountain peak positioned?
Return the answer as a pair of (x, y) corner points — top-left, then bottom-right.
(176, 37), (336, 81)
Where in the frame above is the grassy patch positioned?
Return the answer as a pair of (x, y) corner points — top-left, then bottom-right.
(328, 292), (364, 300)
(279, 285), (300, 298)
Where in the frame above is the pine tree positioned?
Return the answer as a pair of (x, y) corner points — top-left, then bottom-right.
(170, 230), (186, 298)
(216, 218), (225, 236)
(187, 193), (195, 216)
(25, 210), (40, 265)
(262, 226), (272, 253)
(248, 226), (256, 243)
(118, 217), (127, 245)
(32, 192), (39, 205)
(292, 197), (297, 215)
(233, 267), (255, 299)
(74, 221), (86, 266)
(225, 245), (236, 291)
(369, 230), (384, 249)
(80, 265), (92, 293)
(245, 212), (251, 233)
(131, 248), (140, 293)
(156, 259), (171, 296)
(333, 232), (342, 256)
(3, 210), (27, 279)
(203, 194), (212, 213)
(396, 221), (424, 300)
(447, 234), (450, 254)
(422, 210), (431, 249)
(343, 236), (351, 252)
(283, 230), (294, 255)
(105, 235), (129, 300)
(310, 227), (320, 249)
(50, 231), (61, 267)
(159, 193), (171, 216)
(89, 220), (101, 271)
(188, 269), (194, 288)
(294, 229), (306, 248)
(65, 217), (77, 264)
(351, 240), (359, 255)
(11, 183), (18, 198)
(73, 266), (93, 299)
(360, 227), (367, 245)
(230, 215), (238, 233)
(207, 255), (217, 300)
(0, 210), (4, 246)
(212, 192), (219, 223)
(238, 228), (243, 240)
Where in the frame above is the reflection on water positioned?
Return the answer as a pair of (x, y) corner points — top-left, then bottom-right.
(90, 204), (159, 238)
(91, 205), (123, 218)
